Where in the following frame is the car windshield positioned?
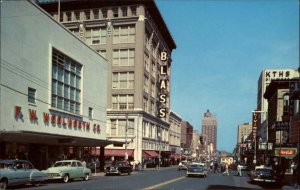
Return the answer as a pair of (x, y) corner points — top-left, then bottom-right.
(189, 165), (203, 169)
(255, 169), (271, 174)
(53, 161), (72, 167)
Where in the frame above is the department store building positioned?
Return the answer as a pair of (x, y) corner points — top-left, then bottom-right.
(0, 1), (116, 170)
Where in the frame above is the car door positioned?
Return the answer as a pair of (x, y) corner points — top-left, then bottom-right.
(14, 161), (30, 185)
(71, 161), (78, 178)
(76, 161), (85, 177)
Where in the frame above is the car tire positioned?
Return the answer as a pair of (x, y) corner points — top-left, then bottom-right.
(0, 179), (8, 190)
(128, 171), (131, 175)
(83, 173), (89, 181)
(32, 181), (41, 187)
(63, 174), (69, 183)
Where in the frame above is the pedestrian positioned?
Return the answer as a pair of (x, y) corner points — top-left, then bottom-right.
(81, 159), (86, 168)
(210, 162), (213, 172)
(223, 163), (229, 176)
(237, 163), (242, 177)
(214, 162), (219, 173)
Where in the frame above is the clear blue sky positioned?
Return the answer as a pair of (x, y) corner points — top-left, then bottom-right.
(156, 0), (299, 152)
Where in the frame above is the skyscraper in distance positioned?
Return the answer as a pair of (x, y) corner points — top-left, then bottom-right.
(201, 110), (217, 153)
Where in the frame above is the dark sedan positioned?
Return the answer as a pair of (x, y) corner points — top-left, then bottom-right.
(105, 161), (132, 176)
(249, 165), (278, 184)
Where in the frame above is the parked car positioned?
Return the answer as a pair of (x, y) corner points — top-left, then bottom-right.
(43, 160), (91, 183)
(178, 161), (188, 170)
(105, 161), (132, 176)
(0, 159), (47, 190)
(249, 165), (278, 184)
(143, 159), (156, 168)
(186, 163), (208, 178)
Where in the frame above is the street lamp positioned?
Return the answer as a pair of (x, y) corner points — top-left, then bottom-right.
(158, 128), (161, 170)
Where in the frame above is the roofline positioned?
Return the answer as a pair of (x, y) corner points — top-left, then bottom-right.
(37, 0), (176, 50)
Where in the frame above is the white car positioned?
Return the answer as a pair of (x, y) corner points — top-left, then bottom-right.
(43, 160), (91, 183)
(178, 161), (188, 170)
(0, 160), (47, 190)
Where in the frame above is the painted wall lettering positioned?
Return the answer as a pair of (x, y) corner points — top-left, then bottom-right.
(15, 107), (101, 134)
(15, 106), (22, 118)
(29, 109), (38, 121)
(43, 113), (50, 122)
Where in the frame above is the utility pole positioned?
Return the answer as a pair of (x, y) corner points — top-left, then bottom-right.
(125, 113), (128, 161)
(158, 128), (161, 170)
(57, 0), (60, 22)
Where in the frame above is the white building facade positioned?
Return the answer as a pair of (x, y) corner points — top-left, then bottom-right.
(0, 1), (109, 169)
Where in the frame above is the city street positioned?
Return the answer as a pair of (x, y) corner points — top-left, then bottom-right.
(9, 166), (280, 190)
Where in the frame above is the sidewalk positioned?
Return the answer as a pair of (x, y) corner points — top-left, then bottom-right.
(281, 173), (299, 190)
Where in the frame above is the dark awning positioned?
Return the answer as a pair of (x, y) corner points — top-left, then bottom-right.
(142, 150), (158, 158)
(170, 153), (181, 160)
(104, 149), (134, 157)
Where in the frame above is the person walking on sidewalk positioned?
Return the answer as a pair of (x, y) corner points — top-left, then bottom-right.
(223, 163), (229, 176)
(237, 163), (242, 176)
(214, 161), (219, 173)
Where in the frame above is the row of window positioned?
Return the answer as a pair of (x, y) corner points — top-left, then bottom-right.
(110, 119), (134, 136)
(58, 6), (137, 22)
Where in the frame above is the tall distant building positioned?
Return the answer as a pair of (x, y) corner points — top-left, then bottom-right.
(201, 110), (217, 152)
(237, 122), (252, 144)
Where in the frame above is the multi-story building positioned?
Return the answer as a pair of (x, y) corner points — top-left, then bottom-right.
(237, 122), (252, 144)
(257, 69), (299, 141)
(169, 111), (182, 162)
(180, 121), (193, 157)
(191, 130), (200, 158)
(264, 78), (299, 167)
(39, 0), (176, 163)
(201, 110), (217, 152)
(0, 1), (110, 170)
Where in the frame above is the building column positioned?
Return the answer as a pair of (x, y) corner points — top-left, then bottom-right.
(0, 141), (6, 159)
(134, 6), (145, 109)
(100, 146), (105, 172)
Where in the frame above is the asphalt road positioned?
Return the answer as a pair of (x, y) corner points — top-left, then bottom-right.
(9, 166), (282, 190)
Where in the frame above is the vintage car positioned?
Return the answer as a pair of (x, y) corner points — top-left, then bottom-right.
(105, 161), (132, 176)
(43, 160), (91, 183)
(249, 165), (278, 184)
(0, 159), (47, 190)
(186, 163), (208, 177)
(178, 161), (188, 170)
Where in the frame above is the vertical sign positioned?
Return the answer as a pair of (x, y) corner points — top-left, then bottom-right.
(289, 82), (295, 116)
(252, 112), (260, 143)
(159, 51), (168, 118)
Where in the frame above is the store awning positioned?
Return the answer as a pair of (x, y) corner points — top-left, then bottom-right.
(170, 153), (181, 160)
(0, 130), (124, 147)
(105, 149), (134, 157)
(142, 150), (158, 158)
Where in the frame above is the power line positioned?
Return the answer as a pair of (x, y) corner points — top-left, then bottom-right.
(0, 59), (107, 111)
